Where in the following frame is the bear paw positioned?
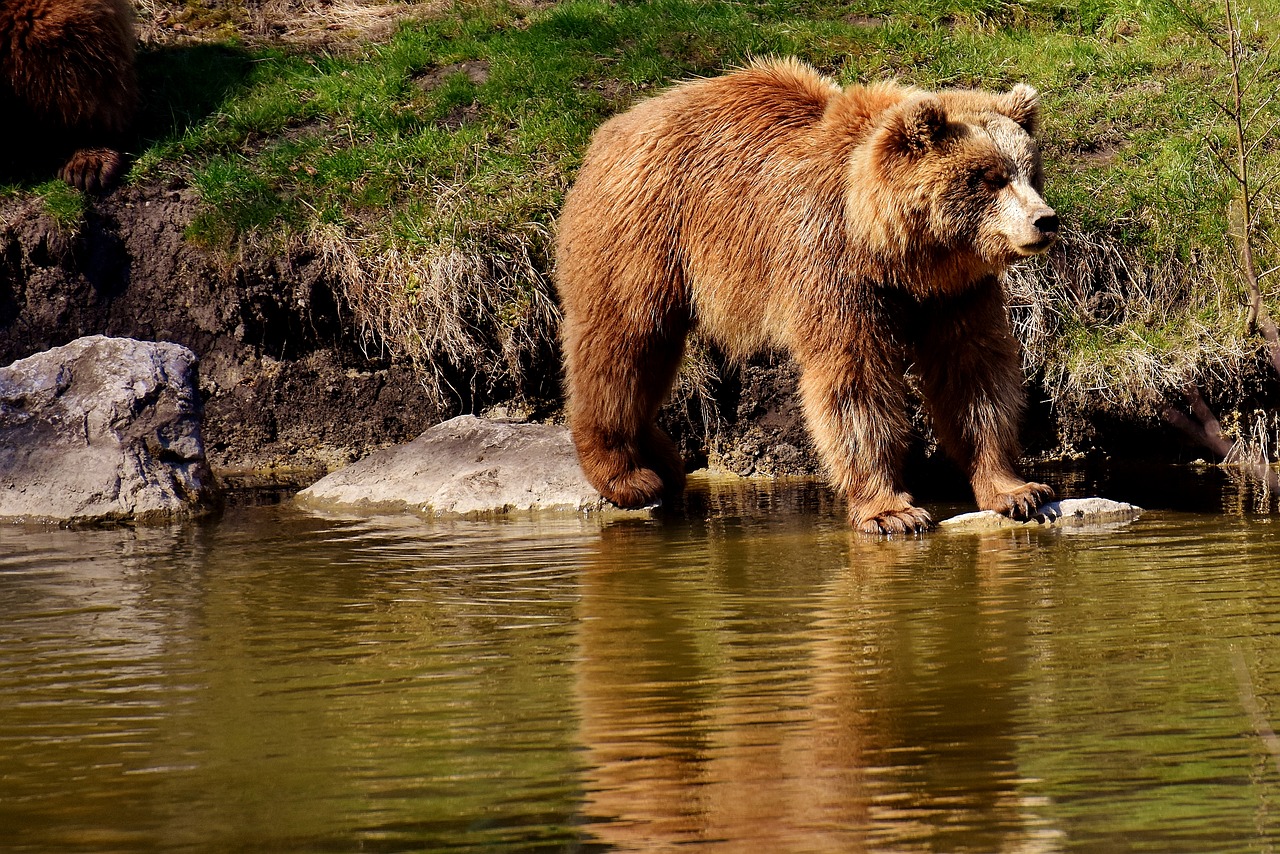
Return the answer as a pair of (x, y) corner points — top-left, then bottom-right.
(60, 148), (127, 193)
(855, 506), (933, 536)
(601, 467), (667, 510)
(984, 481), (1055, 520)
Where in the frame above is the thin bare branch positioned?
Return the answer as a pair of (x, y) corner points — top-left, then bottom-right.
(1164, 385), (1236, 459)
(1241, 39), (1279, 92)
(1242, 95), (1278, 133)
(1256, 168), (1280, 196)
(1212, 150), (1246, 186)
(1200, 17), (1230, 53)
(1206, 93), (1237, 118)
(1245, 116), (1280, 160)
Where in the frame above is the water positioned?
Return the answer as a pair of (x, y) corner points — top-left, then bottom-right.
(3, 466), (1280, 852)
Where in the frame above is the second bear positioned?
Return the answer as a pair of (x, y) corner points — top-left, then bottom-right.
(556, 58), (1059, 533)
(0, 0), (139, 191)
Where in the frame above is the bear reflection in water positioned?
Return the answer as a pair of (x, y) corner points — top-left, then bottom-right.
(575, 517), (1046, 850)
(556, 58), (1059, 534)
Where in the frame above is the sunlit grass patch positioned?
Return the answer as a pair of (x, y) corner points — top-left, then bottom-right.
(32, 181), (89, 233)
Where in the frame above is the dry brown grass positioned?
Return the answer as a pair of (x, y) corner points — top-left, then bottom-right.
(134, 0), (448, 47)
(310, 219), (560, 410)
(1006, 228), (1260, 418)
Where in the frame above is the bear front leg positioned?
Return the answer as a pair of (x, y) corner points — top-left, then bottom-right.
(796, 349), (930, 535)
(914, 280), (1054, 520)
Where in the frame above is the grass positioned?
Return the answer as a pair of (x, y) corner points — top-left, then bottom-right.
(34, 181), (89, 232)
(8, 0), (1280, 434)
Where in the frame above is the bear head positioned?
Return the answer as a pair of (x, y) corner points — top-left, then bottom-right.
(854, 83), (1058, 276)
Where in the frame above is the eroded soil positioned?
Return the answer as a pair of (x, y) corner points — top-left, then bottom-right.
(1, 185), (442, 476)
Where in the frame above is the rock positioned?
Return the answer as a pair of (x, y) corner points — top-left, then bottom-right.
(0, 336), (218, 524)
(938, 497), (1142, 531)
(296, 415), (645, 518)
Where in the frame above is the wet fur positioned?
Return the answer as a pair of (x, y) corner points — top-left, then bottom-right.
(556, 58), (1056, 532)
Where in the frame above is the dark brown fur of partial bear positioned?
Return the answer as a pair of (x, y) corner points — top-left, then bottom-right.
(556, 58), (1060, 533)
(0, 0), (138, 191)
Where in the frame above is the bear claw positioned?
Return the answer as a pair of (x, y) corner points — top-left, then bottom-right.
(988, 482), (1055, 520)
(60, 148), (126, 193)
(601, 467), (666, 510)
(856, 507), (934, 536)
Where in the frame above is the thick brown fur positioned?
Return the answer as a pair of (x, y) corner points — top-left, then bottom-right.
(0, 0), (138, 191)
(556, 58), (1060, 533)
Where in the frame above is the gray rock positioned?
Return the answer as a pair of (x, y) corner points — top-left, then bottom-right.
(0, 336), (218, 524)
(939, 497), (1143, 531)
(296, 415), (646, 518)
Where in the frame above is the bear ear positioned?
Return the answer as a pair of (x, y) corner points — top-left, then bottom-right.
(998, 83), (1039, 133)
(880, 94), (949, 155)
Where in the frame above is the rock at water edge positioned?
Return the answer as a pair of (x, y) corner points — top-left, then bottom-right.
(939, 497), (1143, 531)
(0, 336), (218, 524)
(296, 414), (643, 518)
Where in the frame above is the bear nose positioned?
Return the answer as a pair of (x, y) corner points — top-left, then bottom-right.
(1034, 212), (1059, 236)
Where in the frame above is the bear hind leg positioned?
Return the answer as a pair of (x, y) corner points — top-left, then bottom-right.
(567, 323), (688, 509)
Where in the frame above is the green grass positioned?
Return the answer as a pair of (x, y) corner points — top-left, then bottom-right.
(34, 180), (89, 232)
(25, 0), (1280, 257)
(146, 0), (1256, 251)
(14, 0), (1280, 421)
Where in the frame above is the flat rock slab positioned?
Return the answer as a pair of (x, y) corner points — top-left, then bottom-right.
(296, 415), (648, 518)
(0, 336), (218, 524)
(939, 497), (1143, 531)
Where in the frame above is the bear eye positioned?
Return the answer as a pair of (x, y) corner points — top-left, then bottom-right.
(979, 167), (1008, 190)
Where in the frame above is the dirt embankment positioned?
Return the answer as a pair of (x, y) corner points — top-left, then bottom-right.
(1, 184), (444, 479)
(0, 1), (1235, 491)
(0, 182), (1180, 489)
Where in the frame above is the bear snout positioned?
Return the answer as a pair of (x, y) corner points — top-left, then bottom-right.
(1013, 205), (1058, 255)
(1034, 211), (1059, 236)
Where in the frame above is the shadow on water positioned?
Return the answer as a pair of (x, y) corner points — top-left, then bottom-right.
(633, 459), (1280, 530)
(1029, 459), (1280, 517)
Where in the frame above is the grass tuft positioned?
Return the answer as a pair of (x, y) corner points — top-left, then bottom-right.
(35, 181), (88, 233)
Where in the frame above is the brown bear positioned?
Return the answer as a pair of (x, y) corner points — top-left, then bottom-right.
(555, 57), (1059, 534)
(0, 0), (139, 191)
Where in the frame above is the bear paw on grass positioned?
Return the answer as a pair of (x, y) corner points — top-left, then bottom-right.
(556, 58), (1059, 534)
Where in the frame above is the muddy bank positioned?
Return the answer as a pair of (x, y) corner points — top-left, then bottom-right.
(1, 184), (445, 477)
(0, 182), (824, 483)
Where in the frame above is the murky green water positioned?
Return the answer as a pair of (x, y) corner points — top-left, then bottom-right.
(3, 466), (1280, 852)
